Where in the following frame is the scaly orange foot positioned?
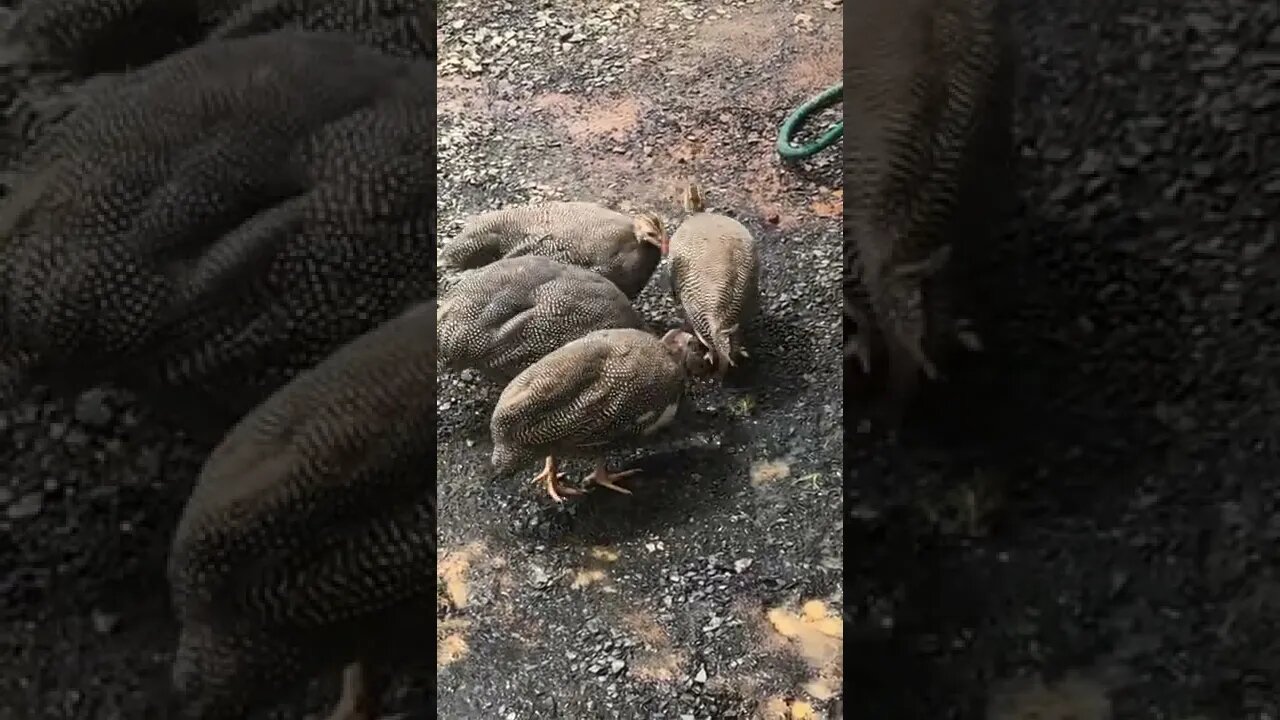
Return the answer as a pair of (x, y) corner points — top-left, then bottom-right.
(533, 456), (583, 503)
(584, 462), (641, 495)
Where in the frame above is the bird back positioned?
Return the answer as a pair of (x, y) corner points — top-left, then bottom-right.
(491, 328), (683, 468)
(0, 32), (437, 435)
(438, 256), (645, 382)
(670, 212), (760, 370)
(168, 298), (436, 631)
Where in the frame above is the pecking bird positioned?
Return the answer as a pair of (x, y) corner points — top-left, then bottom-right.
(167, 298), (435, 720)
(845, 0), (1014, 407)
(0, 30), (435, 441)
(668, 183), (761, 379)
(438, 200), (668, 299)
(490, 327), (696, 502)
(437, 255), (647, 384)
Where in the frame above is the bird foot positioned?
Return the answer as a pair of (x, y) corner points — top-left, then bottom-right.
(534, 462), (583, 503)
(585, 467), (641, 495)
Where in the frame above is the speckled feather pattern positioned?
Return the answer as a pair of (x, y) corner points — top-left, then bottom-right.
(438, 255), (646, 383)
(490, 328), (685, 472)
(167, 299), (435, 719)
(439, 201), (661, 299)
(8, 0), (433, 71)
(846, 0), (1013, 383)
(669, 212), (760, 369)
(0, 32), (436, 437)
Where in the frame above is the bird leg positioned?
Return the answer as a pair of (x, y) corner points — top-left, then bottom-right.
(325, 662), (380, 720)
(533, 455), (582, 503)
(584, 460), (641, 495)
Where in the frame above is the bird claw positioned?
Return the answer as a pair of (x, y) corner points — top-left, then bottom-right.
(533, 458), (584, 502)
(586, 467), (641, 495)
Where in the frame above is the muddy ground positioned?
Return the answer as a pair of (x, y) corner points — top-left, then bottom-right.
(435, 0), (843, 719)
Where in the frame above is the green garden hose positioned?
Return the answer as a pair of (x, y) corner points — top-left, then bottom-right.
(777, 83), (843, 161)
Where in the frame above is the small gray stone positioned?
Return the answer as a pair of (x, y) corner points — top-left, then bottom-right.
(73, 389), (113, 428)
(91, 609), (119, 634)
(6, 492), (42, 520)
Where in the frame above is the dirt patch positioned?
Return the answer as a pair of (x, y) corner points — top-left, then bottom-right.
(437, 618), (472, 670)
(438, 75), (487, 114)
(757, 696), (822, 720)
(986, 673), (1113, 720)
(751, 459), (791, 486)
(569, 544), (621, 589)
(533, 92), (646, 144)
(784, 37), (842, 95)
(760, 599), (843, 704)
(566, 96), (645, 142)
(692, 7), (787, 61)
(621, 611), (689, 684)
(438, 541), (485, 609)
(809, 189), (842, 219)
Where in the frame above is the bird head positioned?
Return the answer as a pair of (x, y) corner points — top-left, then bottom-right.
(633, 212), (668, 255)
(660, 328), (713, 378)
(874, 244), (953, 382)
(680, 183), (705, 213)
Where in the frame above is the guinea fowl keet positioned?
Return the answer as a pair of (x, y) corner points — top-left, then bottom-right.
(167, 299), (436, 720)
(668, 183), (761, 379)
(490, 327), (695, 502)
(845, 0), (1014, 405)
(0, 31), (435, 441)
(6, 0), (433, 74)
(437, 255), (647, 383)
(438, 200), (667, 299)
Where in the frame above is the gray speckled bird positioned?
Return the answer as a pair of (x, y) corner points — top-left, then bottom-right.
(490, 327), (694, 502)
(846, 0), (1013, 402)
(6, 0), (432, 75)
(438, 200), (667, 299)
(668, 183), (761, 379)
(167, 299), (435, 720)
(0, 31), (435, 441)
(438, 255), (647, 384)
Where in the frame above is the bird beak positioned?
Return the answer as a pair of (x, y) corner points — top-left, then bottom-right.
(659, 237), (669, 255)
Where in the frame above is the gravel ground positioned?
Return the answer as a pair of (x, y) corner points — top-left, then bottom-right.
(435, 1), (844, 719)
(847, 1), (1280, 719)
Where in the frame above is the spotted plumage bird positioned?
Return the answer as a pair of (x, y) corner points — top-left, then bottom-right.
(5, 0), (433, 74)
(437, 255), (647, 384)
(0, 2), (433, 171)
(668, 183), (761, 379)
(167, 298), (435, 720)
(845, 0), (1014, 405)
(490, 327), (695, 502)
(0, 30), (435, 441)
(438, 200), (668, 299)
